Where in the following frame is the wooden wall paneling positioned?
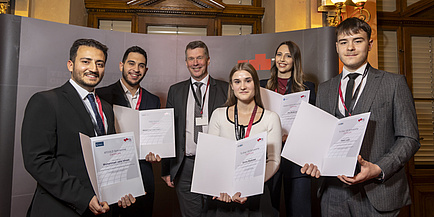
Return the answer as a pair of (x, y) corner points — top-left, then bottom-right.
(413, 182), (434, 217)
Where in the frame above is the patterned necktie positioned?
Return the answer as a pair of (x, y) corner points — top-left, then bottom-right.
(87, 94), (105, 136)
(194, 82), (203, 143)
(345, 73), (360, 116)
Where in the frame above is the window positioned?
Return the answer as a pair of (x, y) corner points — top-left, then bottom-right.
(378, 29), (399, 74)
(99, 20), (132, 33)
(146, 26), (207, 36)
(222, 0), (252, 5)
(411, 36), (434, 167)
(376, 0), (396, 12)
(222, 25), (252, 36)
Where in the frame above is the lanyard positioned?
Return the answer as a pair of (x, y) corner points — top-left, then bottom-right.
(190, 79), (210, 115)
(234, 103), (258, 140)
(338, 64), (369, 116)
(95, 94), (105, 128)
(135, 88), (142, 110)
(122, 88), (142, 110)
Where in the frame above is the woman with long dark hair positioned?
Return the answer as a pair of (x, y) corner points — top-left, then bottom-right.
(260, 41), (316, 217)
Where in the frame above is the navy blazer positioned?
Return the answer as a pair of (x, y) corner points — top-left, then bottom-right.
(22, 82), (115, 217)
(96, 80), (161, 193)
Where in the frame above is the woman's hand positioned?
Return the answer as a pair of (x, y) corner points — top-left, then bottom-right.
(232, 192), (248, 204)
(213, 193), (232, 203)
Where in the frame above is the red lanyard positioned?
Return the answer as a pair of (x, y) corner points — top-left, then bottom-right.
(234, 104), (258, 140)
(95, 94), (105, 127)
(338, 64), (369, 116)
(338, 82), (351, 116)
(135, 88), (142, 110)
(245, 105), (258, 138)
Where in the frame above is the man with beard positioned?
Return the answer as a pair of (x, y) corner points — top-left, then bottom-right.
(22, 38), (135, 217)
(97, 46), (160, 217)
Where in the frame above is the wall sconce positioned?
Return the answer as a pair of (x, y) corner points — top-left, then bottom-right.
(318, 0), (371, 27)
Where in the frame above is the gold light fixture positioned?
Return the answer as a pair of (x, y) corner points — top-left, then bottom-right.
(319, 0), (371, 27)
(0, 0), (9, 14)
(350, 0), (370, 23)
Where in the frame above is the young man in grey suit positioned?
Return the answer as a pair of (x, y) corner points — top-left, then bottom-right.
(22, 39), (134, 217)
(97, 45), (161, 217)
(161, 40), (229, 217)
(302, 18), (420, 216)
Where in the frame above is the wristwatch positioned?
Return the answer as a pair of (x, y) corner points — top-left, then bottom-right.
(376, 170), (384, 182)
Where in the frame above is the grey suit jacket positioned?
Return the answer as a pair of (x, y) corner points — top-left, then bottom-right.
(22, 81), (115, 217)
(161, 76), (228, 181)
(316, 66), (420, 211)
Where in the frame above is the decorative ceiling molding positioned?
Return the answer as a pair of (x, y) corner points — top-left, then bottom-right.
(125, 0), (224, 9)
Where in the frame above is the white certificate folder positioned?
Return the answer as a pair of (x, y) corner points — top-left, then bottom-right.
(191, 132), (267, 198)
(281, 101), (371, 177)
(113, 105), (175, 159)
(260, 87), (310, 135)
(79, 132), (145, 205)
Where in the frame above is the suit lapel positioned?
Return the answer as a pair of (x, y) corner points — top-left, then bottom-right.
(61, 82), (96, 137)
(207, 77), (217, 117)
(352, 68), (383, 114)
(113, 81), (130, 107)
(139, 87), (149, 110)
(180, 79), (190, 122)
(328, 75), (341, 114)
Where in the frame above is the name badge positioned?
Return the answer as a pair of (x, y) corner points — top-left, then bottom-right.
(196, 116), (208, 126)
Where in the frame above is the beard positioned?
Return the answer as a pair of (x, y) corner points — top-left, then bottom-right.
(122, 68), (144, 87)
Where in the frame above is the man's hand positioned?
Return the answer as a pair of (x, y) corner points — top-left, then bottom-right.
(301, 163), (321, 178)
(89, 196), (109, 215)
(161, 175), (174, 188)
(117, 194), (137, 208)
(232, 192), (248, 204)
(337, 155), (382, 185)
(145, 152), (161, 163)
(212, 193), (232, 203)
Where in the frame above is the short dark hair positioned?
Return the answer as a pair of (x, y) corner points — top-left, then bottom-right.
(185, 40), (209, 60)
(336, 17), (371, 40)
(122, 46), (148, 66)
(69, 39), (108, 63)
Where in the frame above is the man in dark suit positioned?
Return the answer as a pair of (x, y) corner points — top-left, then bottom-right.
(161, 40), (228, 217)
(97, 45), (160, 217)
(22, 39), (134, 217)
(302, 18), (420, 216)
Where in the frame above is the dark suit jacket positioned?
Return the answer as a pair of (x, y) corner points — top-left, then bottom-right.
(316, 66), (420, 211)
(161, 76), (228, 181)
(96, 80), (161, 193)
(22, 81), (115, 217)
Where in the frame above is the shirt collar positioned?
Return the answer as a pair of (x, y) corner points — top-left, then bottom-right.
(69, 79), (94, 100)
(120, 79), (140, 96)
(342, 62), (368, 80)
(190, 74), (209, 86)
